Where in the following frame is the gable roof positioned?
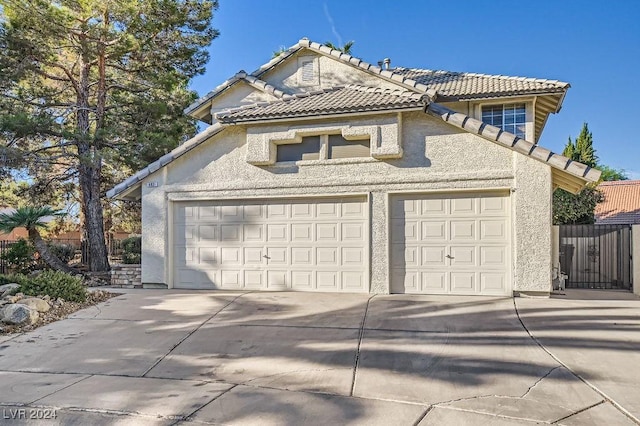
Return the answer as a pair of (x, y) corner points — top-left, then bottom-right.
(595, 180), (640, 225)
(185, 38), (568, 134)
(393, 68), (568, 100)
(216, 85), (425, 123)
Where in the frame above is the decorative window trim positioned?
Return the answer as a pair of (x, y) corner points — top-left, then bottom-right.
(246, 118), (402, 166)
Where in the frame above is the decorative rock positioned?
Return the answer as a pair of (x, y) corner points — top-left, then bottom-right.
(19, 297), (50, 313)
(0, 283), (20, 297)
(1, 304), (39, 325)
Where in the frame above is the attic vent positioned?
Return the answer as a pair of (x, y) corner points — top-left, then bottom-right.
(301, 60), (314, 82)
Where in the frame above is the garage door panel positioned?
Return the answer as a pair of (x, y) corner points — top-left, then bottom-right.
(317, 271), (338, 290)
(341, 247), (364, 266)
(244, 247), (263, 265)
(450, 272), (476, 293)
(292, 223), (313, 241)
(480, 220), (507, 241)
(481, 273), (506, 292)
(342, 222), (364, 241)
(342, 201), (365, 218)
(421, 246), (445, 266)
(451, 197), (476, 215)
(243, 224), (263, 242)
(266, 247), (287, 265)
(199, 247), (218, 264)
(267, 223), (288, 241)
(291, 271), (313, 290)
(450, 246), (476, 266)
(342, 271), (364, 291)
(450, 220), (475, 241)
(316, 202), (337, 218)
(316, 223), (338, 241)
(421, 221), (446, 240)
(267, 270), (287, 288)
(421, 272), (447, 293)
(220, 247), (241, 265)
(199, 225), (218, 241)
(244, 270), (265, 289)
(480, 246), (506, 268)
(291, 247), (313, 265)
(173, 197), (367, 292)
(391, 193), (510, 296)
(481, 197), (507, 215)
(421, 198), (446, 215)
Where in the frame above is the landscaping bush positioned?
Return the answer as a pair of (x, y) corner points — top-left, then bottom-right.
(0, 239), (37, 274)
(17, 270), (87, 302)
(121, 236), (141, 264)
(46, 242), (75, 264)
(0, 273), (31, 288)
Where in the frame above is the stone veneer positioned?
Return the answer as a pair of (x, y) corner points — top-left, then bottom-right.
(110, 264), (142, 288)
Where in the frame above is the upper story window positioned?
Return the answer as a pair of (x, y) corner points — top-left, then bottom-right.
(276, 134), (370, 163)
(481, 103), (526, 139)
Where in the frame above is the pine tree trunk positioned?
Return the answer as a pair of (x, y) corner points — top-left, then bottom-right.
(76, 47), (110, 273)
(29, 229), (76, 275)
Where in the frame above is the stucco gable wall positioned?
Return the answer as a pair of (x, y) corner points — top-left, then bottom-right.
(209, 81), (280, 116)
(261, 51), (403, 94)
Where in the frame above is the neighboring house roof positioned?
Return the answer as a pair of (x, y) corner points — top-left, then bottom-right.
(216, 85), (425, 123)
(595, 180), (640, 225)
(393, 68), (568, 100)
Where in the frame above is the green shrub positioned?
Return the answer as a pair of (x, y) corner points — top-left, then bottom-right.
(121, 236), (141, 264)
(0, 239), (37, 274)
(18, 270), (86, 302)
(0, 273), (31, 291)
(46, 242), (75, 264)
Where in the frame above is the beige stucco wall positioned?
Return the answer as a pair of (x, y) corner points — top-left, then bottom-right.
(209, 81), (279, 117)
(139, 110), (553, 294)
(261, 51), (403, 94)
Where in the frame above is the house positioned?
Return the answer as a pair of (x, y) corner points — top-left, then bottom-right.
(108, 38), (600, 296)
(595, 180), (640, 225)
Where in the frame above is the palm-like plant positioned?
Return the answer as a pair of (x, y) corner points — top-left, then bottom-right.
(0, 206), (76, 274)
(323, 40), (354, 55)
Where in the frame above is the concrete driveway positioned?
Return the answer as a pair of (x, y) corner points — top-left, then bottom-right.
(0, 289), (638, 425)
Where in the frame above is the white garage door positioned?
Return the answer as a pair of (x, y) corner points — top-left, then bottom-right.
(390, 193), (511, 295)
(172, 197), (368, 292)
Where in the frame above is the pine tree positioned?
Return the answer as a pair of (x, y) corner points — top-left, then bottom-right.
(0, 0), (219, 272)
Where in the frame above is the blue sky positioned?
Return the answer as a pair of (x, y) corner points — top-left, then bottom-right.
(191, 0), (640, 179)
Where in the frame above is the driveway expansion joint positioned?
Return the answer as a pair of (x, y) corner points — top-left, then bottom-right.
(141, 291), (254, 377)
(28, 374), (94, 405)
(551, 400), (607, 424)
(521, 365), (561, 398)
(513, 298), (640, 425)
(179, 383), (239, 425)
(349, 294), (376, 397)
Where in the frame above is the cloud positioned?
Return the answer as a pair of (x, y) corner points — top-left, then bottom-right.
(323, 2), (343, 46)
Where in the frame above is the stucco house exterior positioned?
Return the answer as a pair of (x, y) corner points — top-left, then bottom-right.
(108, 38), (600, 296)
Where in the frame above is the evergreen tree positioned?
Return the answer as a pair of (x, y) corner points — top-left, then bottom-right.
(0, 0), (219, 272)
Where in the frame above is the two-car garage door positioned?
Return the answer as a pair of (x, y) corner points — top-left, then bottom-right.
(171, 192), (510, 295)
(173, 197), (368, 292)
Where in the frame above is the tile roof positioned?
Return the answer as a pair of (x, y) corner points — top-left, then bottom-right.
(595, 180), (640, 225)
(393, 68), (568, 100)
(216, 85), (425, 123)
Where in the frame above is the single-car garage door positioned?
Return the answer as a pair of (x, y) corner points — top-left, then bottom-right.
(172, 196), (368, 292)
(390, 192), (511, 295)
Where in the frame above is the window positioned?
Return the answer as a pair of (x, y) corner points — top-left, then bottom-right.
(276, 134), (371, 163)
(276, 136), (320, 162)
(481, 104), (526, 138)
(328, 135), (370, 159)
